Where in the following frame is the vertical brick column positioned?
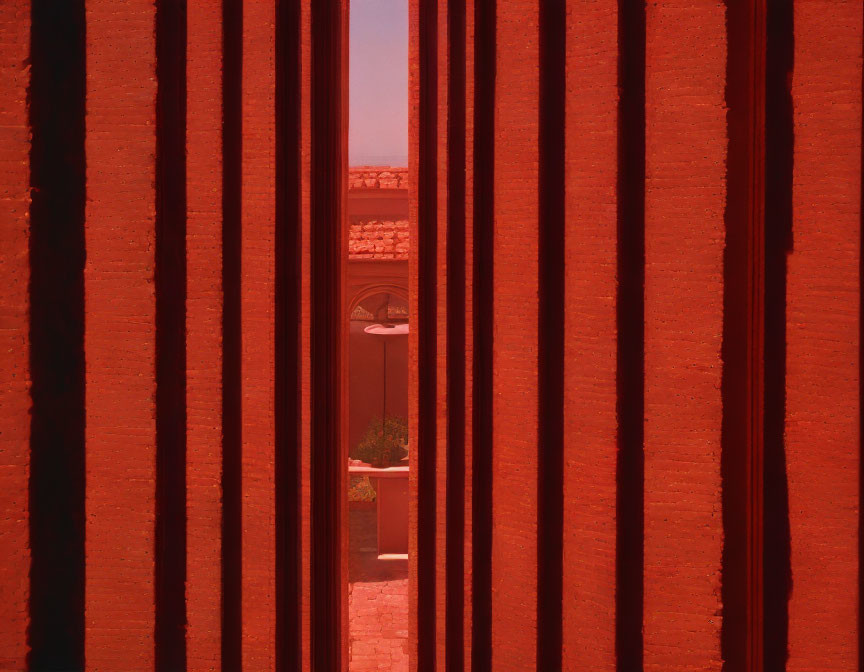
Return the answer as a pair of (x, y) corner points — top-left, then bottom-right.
(561, 3), (618, 669)
(643, 2), (726, 670)
(409, 0), (439, 666)
(408, 0), (421, 664)
(786, 3), (862, 668)
(435, 0), (450, 664)
(84, 2), (157, 668)
(410, 3), (476, 667)
(462, 0), (475, 664)
(241, 1), (277, 668)
(491, 2), (539, 668)
(186, 1), (223, 667)
(0, 3), (30, 669)
(299, 2), (313, 668)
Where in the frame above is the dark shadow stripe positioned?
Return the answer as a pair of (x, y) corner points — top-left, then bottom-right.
(154, 1), (188, 668)
(221, 0), (243, 667)
(537, 0), (565, 668)
(764, 0), (793, 667)
(471, 0), (494, 668)
(722, 1), (766, 669)
(27, 3), (87, 669)
(417, 0), (438, 669)
(310, 1), (345, 669)
(615, 0), (645, 668)
(445, 0), (466, 668)
(275, 0), (301, 668)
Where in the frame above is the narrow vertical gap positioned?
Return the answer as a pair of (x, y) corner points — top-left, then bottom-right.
(721, 1), (765, 669)
(27, 2), (87, 669)
(417, 0), (439, 668)
(221, 0), (243, 667)
(615, 0), (646, 668)
(154, 1), (188, 667)
(275, 0), (301, 669)
(536, 0), (565, 668)
(311, 0), (344, 668)
(763, 0), (793, 667)
(471, 0), (494, 667)
(445, 0), (466, 668)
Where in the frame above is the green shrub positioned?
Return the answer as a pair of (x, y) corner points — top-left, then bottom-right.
(351, 415), (408, 468)
(348, 475), (377, 502)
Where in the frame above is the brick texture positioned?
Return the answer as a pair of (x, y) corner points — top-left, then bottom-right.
(84, 2), (157, 668)
(241, 1), (277, 669)
(186, 1), (223, 668)
(643, 2), (726, 670)
(435, 0), (449, 664)
(349, 220), (409, 259)
(299, 2), (313, 668)
(562, 2), (618, 668)
(0, 3), (30, 669)
(491, 2), (540, 668)
(463, 0), (475, 663)
(0, 3), (860, 669)
(349, 167), (408, 190)
(786, 3), (862, 669)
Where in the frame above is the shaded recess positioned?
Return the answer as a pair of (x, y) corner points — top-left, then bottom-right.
(275, 0), (302, 667)
(445, 0), (467, 668)
(27, 2), (86, 668)
(154, 0), (188, 667)
(416, 0), (439, 668)
(471, 0), (495, 667)
(615, 0), (646, 668)
(537, 0), (565, 667)
(221, 0), (243, 668)
(763, 0), (793, 667)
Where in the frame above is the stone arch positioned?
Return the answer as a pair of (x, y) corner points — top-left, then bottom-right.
(348, 283), (409, 317)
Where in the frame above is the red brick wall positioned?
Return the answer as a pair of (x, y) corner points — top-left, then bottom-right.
(408, 1), (861, 671)
(84, 1), (158, 668)
(241, 2), (277, 668)
(186, 1), (223, 666)
(0, 3), (30, 669)
(786, 2), (862, 668)
(0, 2), (862, 670)
(562, 2), (618, 668)
(643, 3), (726, 670)
(492, 2), (541, 668)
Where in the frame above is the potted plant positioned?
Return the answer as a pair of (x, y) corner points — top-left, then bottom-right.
(351, 415), (408, 468)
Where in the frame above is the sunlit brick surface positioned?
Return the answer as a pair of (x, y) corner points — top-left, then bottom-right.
(562, 1), (618, 667)
(240, 1), (277, 668)
(84, 2), (157, 668)
(0, 2), (30, 668)
(786, 2), (862, 668)
(491, 2), (540, 668)
(349, 506), (409, 672)
(186, 1), (223, 667)
(643, 2), (726, 670)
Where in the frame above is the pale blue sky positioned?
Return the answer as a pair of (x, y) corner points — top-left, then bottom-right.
(349, 0), (408, 166)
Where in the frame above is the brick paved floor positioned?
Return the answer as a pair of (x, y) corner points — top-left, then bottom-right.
(349, 505), (409, 671)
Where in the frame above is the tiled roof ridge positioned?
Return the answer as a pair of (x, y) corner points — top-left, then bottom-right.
(349, 165), (408, 171)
